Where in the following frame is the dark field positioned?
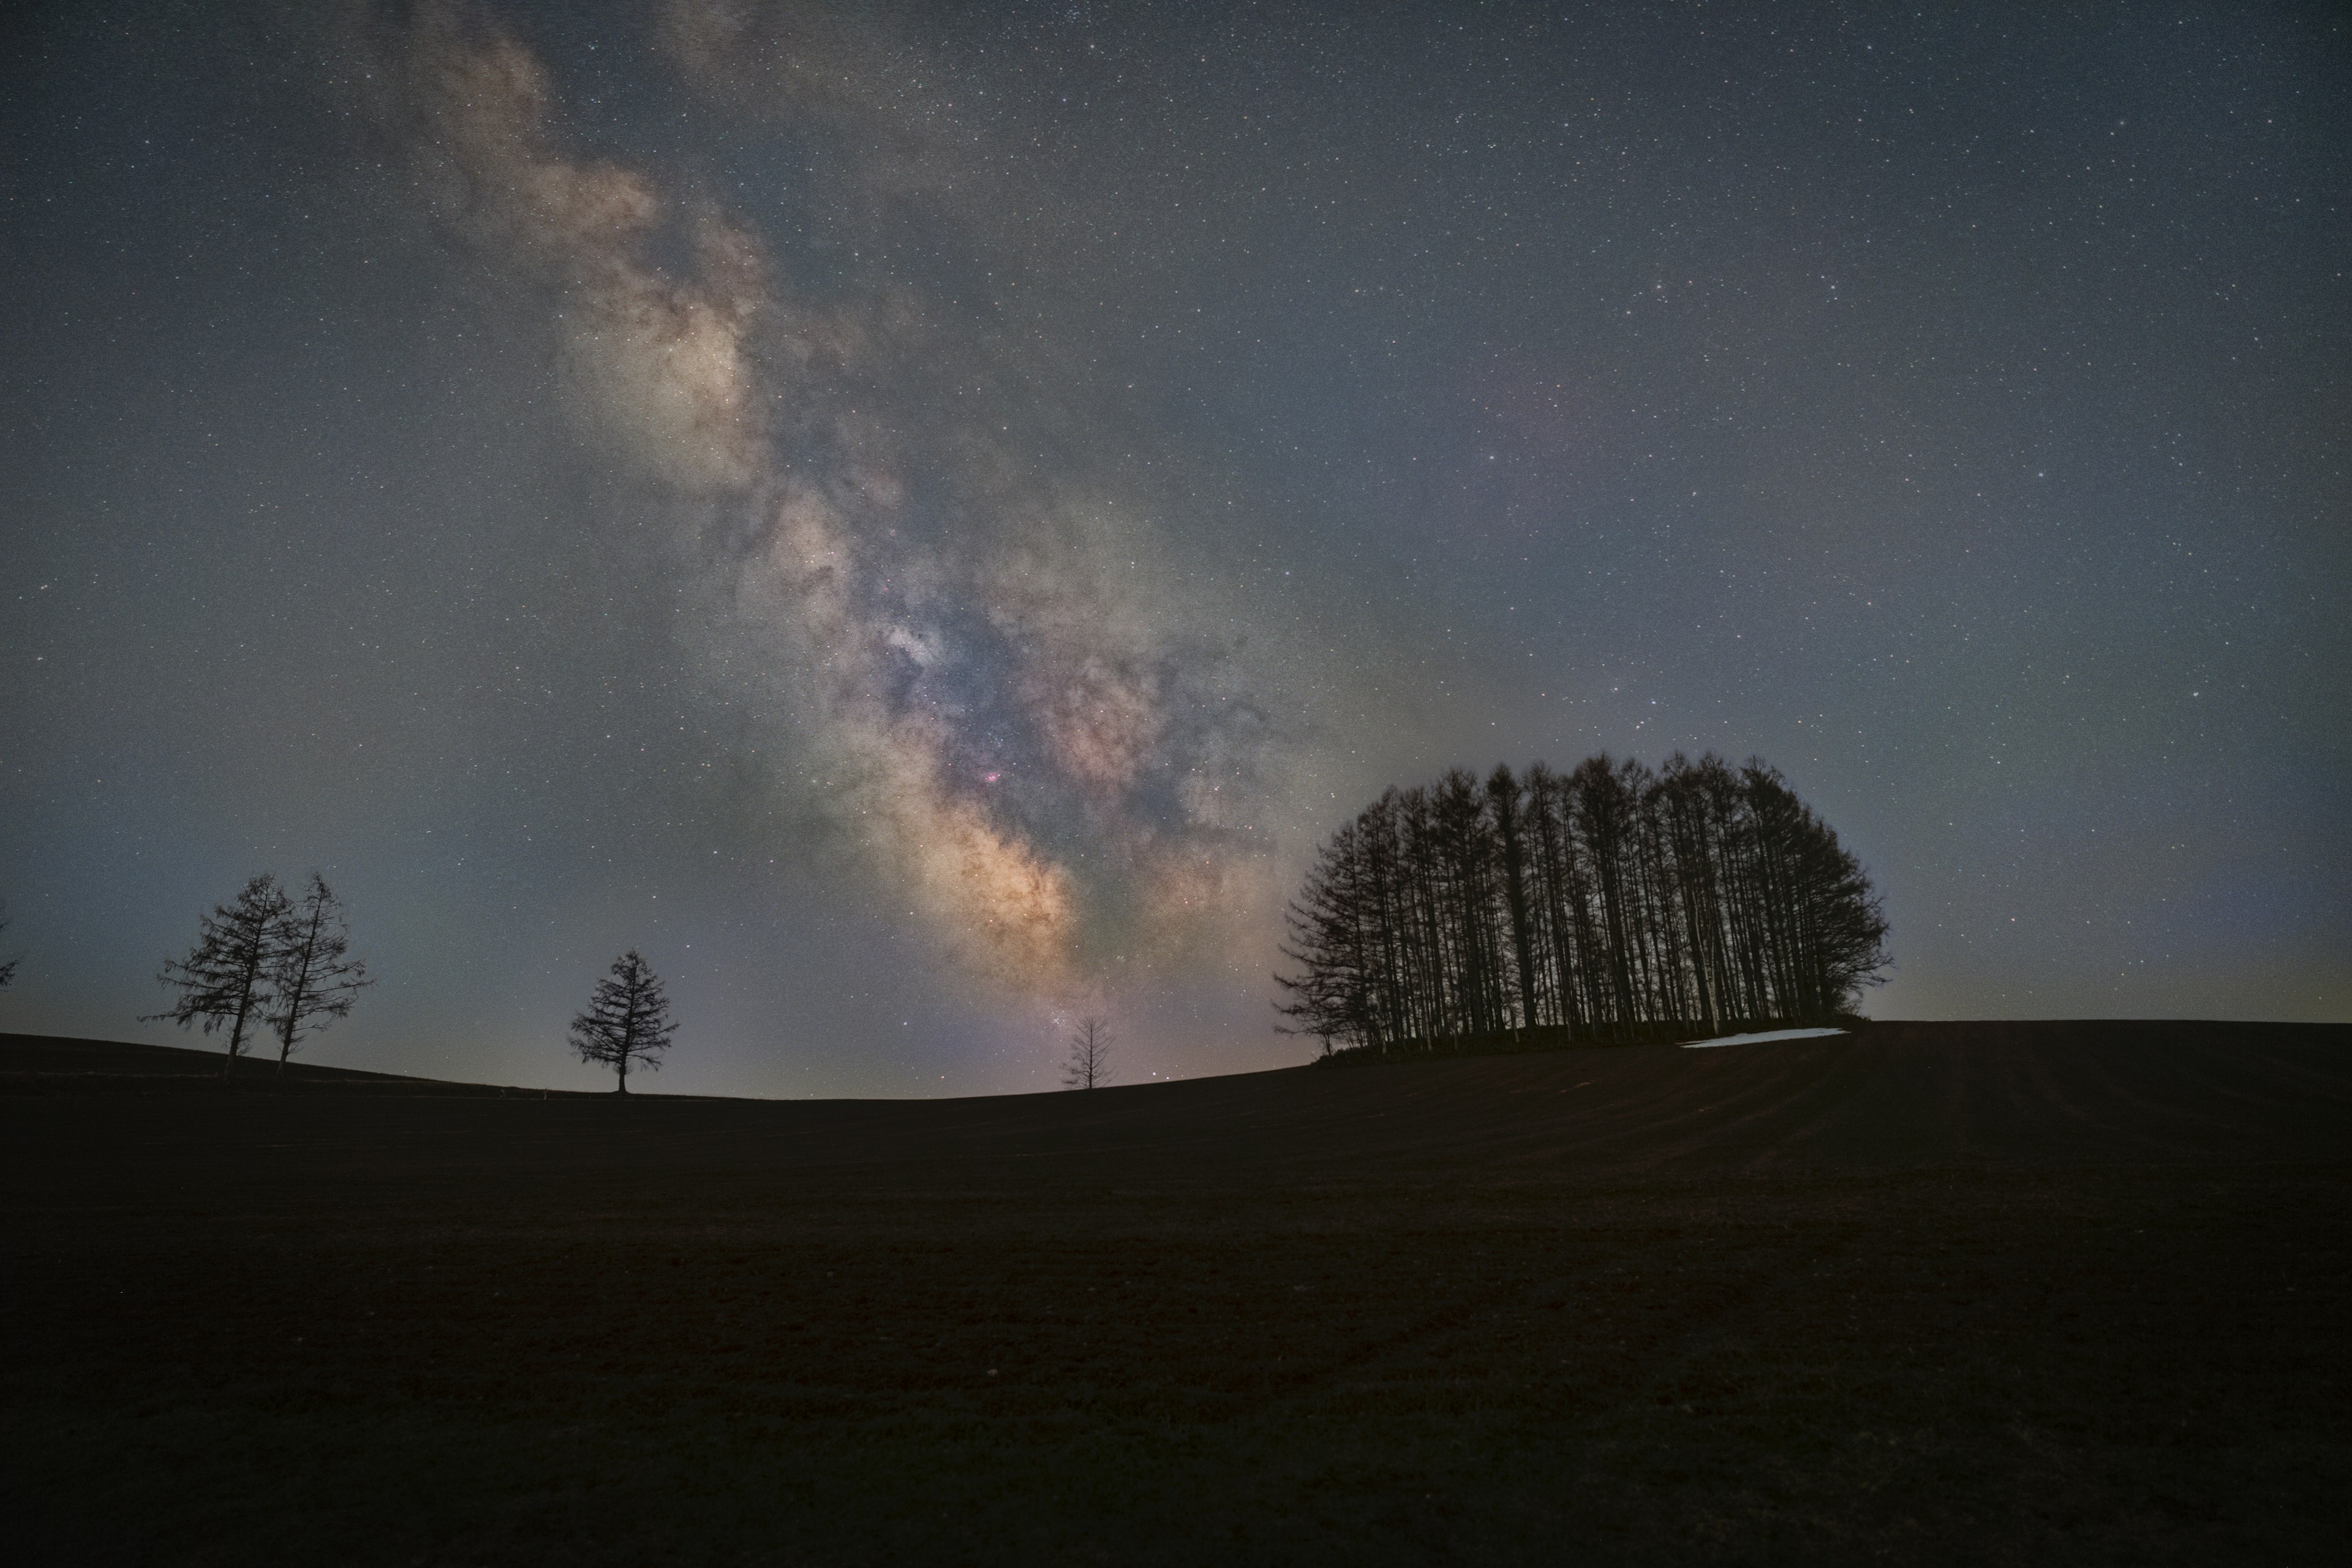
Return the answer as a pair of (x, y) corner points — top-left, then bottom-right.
(4, 1022), (2347, 1566)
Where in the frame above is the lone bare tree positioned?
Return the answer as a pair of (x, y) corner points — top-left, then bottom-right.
(0, 897), (18, 991)
(148, 873), (288, 1077)
(266, 873), (372, 1074)
(1061, 1014), (1114, 1090)
(569, 949), (676, 1093)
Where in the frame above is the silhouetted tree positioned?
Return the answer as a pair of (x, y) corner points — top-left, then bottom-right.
(148, 873), (288, 1077)
(0, 897), (18, 991)
(1061, 1014), (1115, 1090)
(569, 949), (676, 1093)
(1488, 765), (1540, 1039)
(1275, 823), (1376, 1052)
(266, 873), (372, 1074)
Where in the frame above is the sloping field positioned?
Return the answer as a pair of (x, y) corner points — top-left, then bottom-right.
(4, 1021), (2347, 1564)
(0, 1032), (600, 1096)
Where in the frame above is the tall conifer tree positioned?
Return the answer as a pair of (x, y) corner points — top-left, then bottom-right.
(266, 873), (372, 1074)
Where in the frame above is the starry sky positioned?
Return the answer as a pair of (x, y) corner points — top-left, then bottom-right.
(2, 1), (2345, 1096)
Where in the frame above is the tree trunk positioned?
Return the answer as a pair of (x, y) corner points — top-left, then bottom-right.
(225, 966), (262, 1078)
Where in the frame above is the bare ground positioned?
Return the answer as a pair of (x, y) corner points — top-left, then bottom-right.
(2, 1020), (2346, 1565)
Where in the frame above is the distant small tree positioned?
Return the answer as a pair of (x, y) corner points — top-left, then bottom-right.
(1060, 1014), (1114, 1091)
(266, 873), (372, 1074)
(147, 873), (288, 1077)
(0, 897), (18, 991)
(568, 949), (676, 1094)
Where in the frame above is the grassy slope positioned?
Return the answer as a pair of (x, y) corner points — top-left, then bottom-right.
(2, 1021), (2348, 1565)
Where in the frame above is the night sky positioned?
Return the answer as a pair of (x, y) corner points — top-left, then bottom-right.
(2, 1), (2344, 1097)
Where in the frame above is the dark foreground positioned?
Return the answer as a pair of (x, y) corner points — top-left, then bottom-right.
(3, 1022), (2347, 1566)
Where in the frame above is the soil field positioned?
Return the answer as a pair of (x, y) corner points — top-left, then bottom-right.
(4, 1020), (2348, 1565)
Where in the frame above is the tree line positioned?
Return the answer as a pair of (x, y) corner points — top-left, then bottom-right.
(1276, 752), (1890, 1054)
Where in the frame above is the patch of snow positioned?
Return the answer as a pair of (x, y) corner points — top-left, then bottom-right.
(1679, 1027), (1849, 1050)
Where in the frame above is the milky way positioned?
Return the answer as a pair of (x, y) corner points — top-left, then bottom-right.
(377, 1), (1289, 997)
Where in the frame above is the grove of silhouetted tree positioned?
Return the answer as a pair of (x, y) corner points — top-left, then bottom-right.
(569, 949), (676, 1093)
(1276, 753), (1890, 1054)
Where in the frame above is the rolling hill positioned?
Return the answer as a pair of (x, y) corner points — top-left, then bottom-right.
(4, 1020), (2346, 1564)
